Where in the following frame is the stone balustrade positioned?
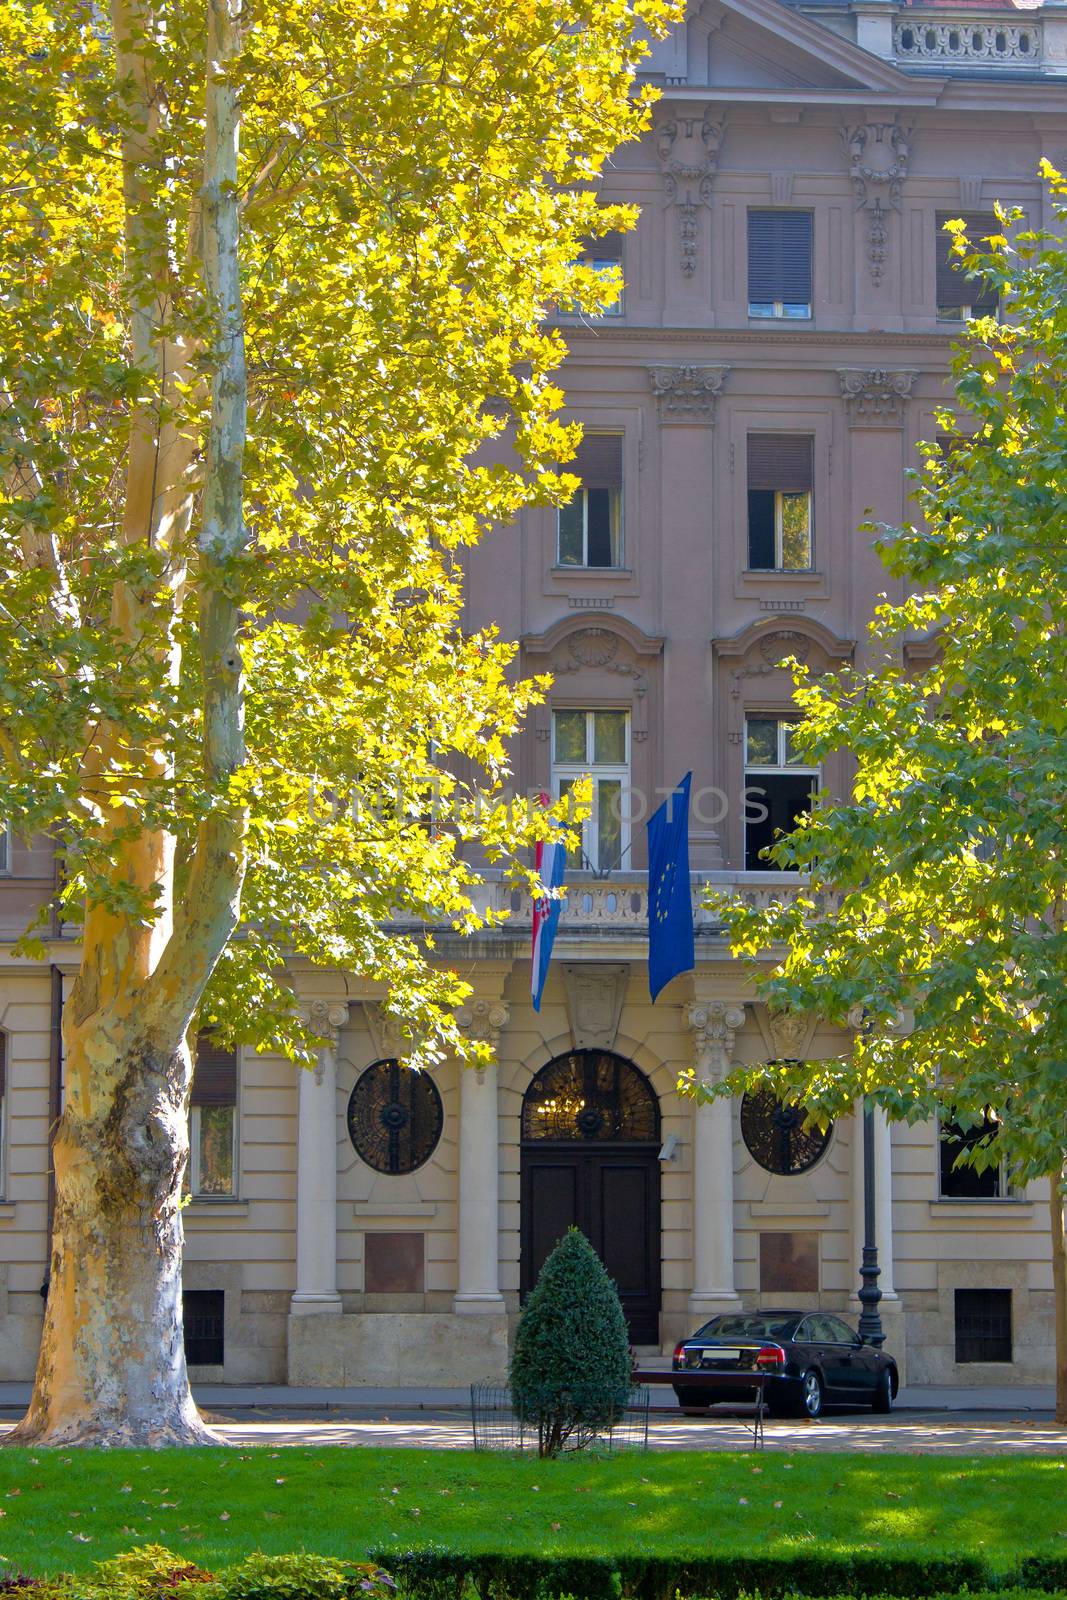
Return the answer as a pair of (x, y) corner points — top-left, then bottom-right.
(386, 872), (842, 937)
(894, 17), (1042, 67)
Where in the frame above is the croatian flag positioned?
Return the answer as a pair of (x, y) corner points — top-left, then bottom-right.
(531, 794), (566, 1012)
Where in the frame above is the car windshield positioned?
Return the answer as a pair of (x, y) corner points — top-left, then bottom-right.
(694, 1314), (798, 1341)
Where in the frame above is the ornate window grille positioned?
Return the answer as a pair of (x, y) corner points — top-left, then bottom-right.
(347, 1059), (444, 1174)
(740, 1087), (831, 1175)
(522, 1050), (659, 1143)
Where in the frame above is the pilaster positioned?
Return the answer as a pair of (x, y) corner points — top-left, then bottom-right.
(686, 1000), (745, 1317)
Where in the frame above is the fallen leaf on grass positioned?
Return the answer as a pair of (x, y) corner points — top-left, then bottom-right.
(738, 1498), (748, 1506)
(551, 1523), (561, 1533)
(884, 1490), (902, 1500)
(219, 1512), (230, 1522)
(773, 1502), (783, 1510)
(70, 1533), (92, 1543)
(275, 1478), (286, 1485)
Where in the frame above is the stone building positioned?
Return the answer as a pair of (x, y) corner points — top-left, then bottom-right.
(1, 0), (1066, 1390)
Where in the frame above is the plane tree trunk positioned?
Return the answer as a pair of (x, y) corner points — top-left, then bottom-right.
(1053, 1167), (1067, 1426)
(8, 0), (247, 1448)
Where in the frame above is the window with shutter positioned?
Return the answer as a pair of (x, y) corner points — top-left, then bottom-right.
(188, 1032), (238, 1197)
(748, 211), (813, 319)
(936, 212), (999, 321)
(746, 435), (814, 570)
(558, 433), (623, 568)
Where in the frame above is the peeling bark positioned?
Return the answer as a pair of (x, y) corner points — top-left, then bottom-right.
(10, 1034), (217, 1447)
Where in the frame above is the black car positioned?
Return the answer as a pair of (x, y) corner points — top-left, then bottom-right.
(672, 1309), (899, 1419)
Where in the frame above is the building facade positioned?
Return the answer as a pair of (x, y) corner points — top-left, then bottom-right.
(1, 0), (1066, 1390)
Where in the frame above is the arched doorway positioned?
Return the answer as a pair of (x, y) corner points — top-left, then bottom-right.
(520, 1049), (662, 1344)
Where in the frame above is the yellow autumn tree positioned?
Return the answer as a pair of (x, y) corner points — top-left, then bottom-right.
(0, 0), (674, 1445)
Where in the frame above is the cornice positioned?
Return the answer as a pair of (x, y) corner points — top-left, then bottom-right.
(559, 324), (956, 353)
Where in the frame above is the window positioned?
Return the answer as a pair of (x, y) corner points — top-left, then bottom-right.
(183, 1288), (225, 1366)
(747, 435), (814, 570)
(552, 708), (630, 871)
(748, 210), (812, 319)
(740, 1087), (832, 1174)
(939, 1111), (1006, 1199)
(954, 1288), (1012, 1363)
(0, 1032), (6, 1197)
(744, 715), (817, 871)
(0, 825), (9, 875)
(188, 1033), (237, 1198)
(564, 230), (624, 317)
(936, 211), (999, 322)
(347, 1059), (444, 1174)
(558, 434), (623, 568)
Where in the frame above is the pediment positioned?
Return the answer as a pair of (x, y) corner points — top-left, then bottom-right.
(655, 0), (921, 97)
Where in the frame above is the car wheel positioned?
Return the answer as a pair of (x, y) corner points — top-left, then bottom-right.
(872, 1369), (894, 1414)
(798, 1369), (823, 1419)
(673, 1387), (708, 1410)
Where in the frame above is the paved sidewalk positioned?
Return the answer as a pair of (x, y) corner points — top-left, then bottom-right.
(0, 1380), (1057, 1414)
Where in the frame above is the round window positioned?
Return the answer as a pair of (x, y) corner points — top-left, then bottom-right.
(740, 1088), (831, 1175)
(347, 1059), (444, 1174)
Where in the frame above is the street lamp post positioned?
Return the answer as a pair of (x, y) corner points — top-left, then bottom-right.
(857, 1094), (885, 1345)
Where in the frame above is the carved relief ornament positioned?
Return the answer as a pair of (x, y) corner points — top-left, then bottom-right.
(655, 110), (725, 278)
(687, 1001), (746, 1081)
(838, 368), (918, 428)
(647, 363), (730, 426)
(841, 121), (911, 286)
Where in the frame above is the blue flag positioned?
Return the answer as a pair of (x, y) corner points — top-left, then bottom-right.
(647, 772), (695, 1001)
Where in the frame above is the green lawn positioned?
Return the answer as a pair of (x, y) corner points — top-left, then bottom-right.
(0, 1448), (1064, 1578)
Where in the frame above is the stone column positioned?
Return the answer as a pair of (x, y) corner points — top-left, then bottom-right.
(290, 999), (347, 1316)
(686, 1002), (745, 1318)
(850, 1098), (896, 1301)
(452, 1000), (509, 1314)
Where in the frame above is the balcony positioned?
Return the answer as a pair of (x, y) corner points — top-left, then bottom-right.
(390, 872), (842, 950)
(894, 16), (1042, 69)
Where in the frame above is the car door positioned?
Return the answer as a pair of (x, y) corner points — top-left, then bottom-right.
(826, 1315), (879, 1397)
(806, 1314), (854, 1398)
(793, 1315), (831, 1388)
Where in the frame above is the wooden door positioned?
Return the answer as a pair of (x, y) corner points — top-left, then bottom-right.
(520, 1146), (661, 1345)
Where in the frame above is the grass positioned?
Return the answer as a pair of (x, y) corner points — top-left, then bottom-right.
(0, 1448), (1065, 1578)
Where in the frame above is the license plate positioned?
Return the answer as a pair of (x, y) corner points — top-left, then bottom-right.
(701, 1348), (741, 1365)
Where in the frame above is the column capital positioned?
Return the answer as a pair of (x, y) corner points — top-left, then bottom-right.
(456, 1000), (510, 1077)
(686, 1001), (745, 1080)
(301, 999), (349, 1083)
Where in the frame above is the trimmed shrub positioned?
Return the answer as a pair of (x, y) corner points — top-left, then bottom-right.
(509, 1227), (631, 1457)
(372, 1547), (996, 1600)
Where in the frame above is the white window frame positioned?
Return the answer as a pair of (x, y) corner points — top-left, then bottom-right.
(748, 297), (812, 321)
(936, 1111), (1012, 1201)
(551, 708), (631, 873)
(743, 715), (819, 870)
(188, 1059), (240, 1201)
(773, 488), (813, 570)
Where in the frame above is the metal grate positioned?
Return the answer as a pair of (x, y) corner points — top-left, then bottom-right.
(954, 1288), (1012, 1364)
(183, 1289), (225, 1366)
(471, 1385), (650, 1453)
(522, 1051), (658, 1143)
(347, 1059), (443, 1175)
(740, 1088), (831, 1175)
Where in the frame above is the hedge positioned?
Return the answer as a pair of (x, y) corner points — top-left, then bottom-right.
(372, 1547), (1067, 1600)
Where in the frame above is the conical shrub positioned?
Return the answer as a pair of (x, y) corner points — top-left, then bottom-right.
(509, 1227), (631, 1456)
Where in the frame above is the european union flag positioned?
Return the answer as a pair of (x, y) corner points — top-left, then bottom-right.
(647, 772), (695, 1001)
